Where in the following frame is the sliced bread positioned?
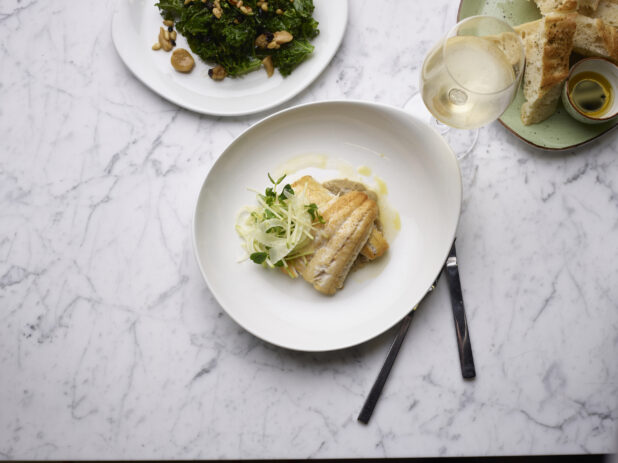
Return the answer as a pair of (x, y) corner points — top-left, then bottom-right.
(533, 0), (578, 14)
(515, 13), (577, 125)
(486, 31), (525, 78)
(572, 13), (618, 61)
(578, 0), (602, 14)
(532, 0), (601, 15)
(515, 18), (543, 40)
(589, 0), (618, 26)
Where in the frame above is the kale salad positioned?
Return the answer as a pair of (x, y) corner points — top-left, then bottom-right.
(155, 0), (319, 79)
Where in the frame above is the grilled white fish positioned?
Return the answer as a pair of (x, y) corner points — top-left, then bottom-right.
(291, 176), (389, 260)
(301, 191), (378, 295)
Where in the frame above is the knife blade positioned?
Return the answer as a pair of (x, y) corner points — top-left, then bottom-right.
(445, 242), (476, 379)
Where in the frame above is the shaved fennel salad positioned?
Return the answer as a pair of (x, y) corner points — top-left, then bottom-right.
(235, 174), (324, 272)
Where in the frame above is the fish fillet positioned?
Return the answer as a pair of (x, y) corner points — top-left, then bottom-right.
(322, 179), (389, 259)
(291, 175), (336, 211)
(302, 191), (378, 295)
(291, 176), (389, 260)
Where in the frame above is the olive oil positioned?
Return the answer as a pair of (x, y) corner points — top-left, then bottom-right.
(569, 71), (613, 117)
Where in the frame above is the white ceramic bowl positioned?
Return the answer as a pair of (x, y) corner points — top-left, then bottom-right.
(562, 57), (618, 125)
(193, 100), (462, 351)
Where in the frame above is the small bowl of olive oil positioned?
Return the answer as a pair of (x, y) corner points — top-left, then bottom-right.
(562, 57), (618, 125)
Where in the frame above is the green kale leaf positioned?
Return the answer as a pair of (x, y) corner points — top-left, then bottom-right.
(155, 0), (319, 78)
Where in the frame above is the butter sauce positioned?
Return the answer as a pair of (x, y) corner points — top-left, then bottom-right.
(357, 165), (372, 176)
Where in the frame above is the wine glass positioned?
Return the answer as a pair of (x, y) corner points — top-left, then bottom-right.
(404, 15), (525, 160)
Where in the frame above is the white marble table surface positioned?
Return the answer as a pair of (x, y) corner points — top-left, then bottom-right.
(1, 0), (617, 459)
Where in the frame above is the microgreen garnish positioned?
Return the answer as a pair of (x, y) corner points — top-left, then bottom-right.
(236, 174), (326, 269)
(250, 252), (267, 264)
(305, 203), (325, 224)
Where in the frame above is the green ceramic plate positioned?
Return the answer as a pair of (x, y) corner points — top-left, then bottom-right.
(458, 0), (617, 150)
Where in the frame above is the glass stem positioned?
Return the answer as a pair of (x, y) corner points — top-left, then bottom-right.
(430, 118), (452, 135)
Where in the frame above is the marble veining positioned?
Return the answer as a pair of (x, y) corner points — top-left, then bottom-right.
(1, 0), (617, 459)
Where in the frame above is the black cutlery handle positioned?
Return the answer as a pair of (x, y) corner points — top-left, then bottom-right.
(445, 260), (476, 379)
(357, 312), (415, 424)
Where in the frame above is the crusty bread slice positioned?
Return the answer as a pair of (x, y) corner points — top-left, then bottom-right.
(572, 14), (618, 62)
(578, 0), (601, 14)
(522, 82), (565, 125)
(533, 0), (578, 14)
(486, 31), (525, 71)
(590, 0), (618, 26)
(515, 18), (543, 39)
(515, 13), (577, 125)
(532, 0), (601, 14)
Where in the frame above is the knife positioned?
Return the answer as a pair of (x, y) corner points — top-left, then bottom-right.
(358, 277), (439, 425)
(445, 241), (476, 379)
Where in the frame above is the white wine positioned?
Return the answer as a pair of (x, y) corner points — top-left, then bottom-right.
(421, 35), (519, 129)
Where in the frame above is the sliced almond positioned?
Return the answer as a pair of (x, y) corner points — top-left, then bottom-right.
(262, 56), (274, 77)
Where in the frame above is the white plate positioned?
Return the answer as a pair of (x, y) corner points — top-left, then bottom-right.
(193, 101), (462, 351)
(111, 0), (347, 116)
